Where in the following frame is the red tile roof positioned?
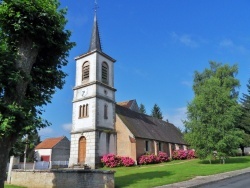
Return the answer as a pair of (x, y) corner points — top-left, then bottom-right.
(35, 136), (65, 149)
(117, 100), (135, 109)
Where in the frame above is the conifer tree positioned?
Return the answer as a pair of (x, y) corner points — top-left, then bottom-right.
(139, 103), (147, 114)
(151, 104), (163, 119)
(238, 79), (250, 155)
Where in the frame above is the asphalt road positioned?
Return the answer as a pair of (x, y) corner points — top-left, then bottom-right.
(198, 173), (250, 188)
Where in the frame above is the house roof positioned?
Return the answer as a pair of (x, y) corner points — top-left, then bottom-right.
(35, 136), (65, 149)
(117, 99), (140, 112)
(116, 104), (186, 145)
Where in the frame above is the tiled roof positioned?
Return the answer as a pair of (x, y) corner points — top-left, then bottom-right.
(117, 100), (135, 108)
(116, 104), (186, 145)
(35, 136), (65, 149)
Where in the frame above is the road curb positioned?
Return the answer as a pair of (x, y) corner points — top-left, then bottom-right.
(156, 167), (250, 188)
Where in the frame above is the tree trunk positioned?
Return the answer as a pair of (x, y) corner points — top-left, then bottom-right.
(240, 145), (245, 156)
(0, 137), (14, 188)
(0, 38), (38, 187)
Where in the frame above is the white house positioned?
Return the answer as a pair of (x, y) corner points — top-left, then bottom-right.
(35, 136), (70, 162)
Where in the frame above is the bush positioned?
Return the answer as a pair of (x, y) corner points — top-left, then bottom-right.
(101, 154), (135, 168)
(138, 152), (170, 165)
(121, 156), (135, 167)
(172, 149), (196, 160)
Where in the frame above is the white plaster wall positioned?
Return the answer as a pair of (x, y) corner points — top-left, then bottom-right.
(72, 98), (96, 132)
(75, 53), (97, 86)
(99, 132), (107, 156)
(109, 134), (116, 154)
(74, 84), (96, 100)
(35, 149), (52, 161)
(96, 99), (115, 129)
(96, 54), (114, 87)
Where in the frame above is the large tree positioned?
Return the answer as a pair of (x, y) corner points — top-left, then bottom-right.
(0, 0), (74, 185)
(238, 79), (250, 155)
(184, 62), (243, 163)
(151, 104), (163, 119)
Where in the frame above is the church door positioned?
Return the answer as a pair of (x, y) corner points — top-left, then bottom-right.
(78, 136), (86, 163)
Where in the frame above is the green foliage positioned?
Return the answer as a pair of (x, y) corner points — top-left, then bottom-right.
(139, 103), (146, 114)
(184, 62), (243, 161)
(0, 1), (74, 185)
(9, 131), (41, 162)
(151, 104), (163, 119)
(0, 0), (75, 137)
(237, 79), (250, 154)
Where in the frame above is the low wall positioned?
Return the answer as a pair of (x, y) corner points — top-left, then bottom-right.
(10, 169), (115, 188)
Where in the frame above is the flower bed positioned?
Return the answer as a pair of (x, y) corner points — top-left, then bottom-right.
(172, 149), (196, 160)
(101, 154), (135, 168)
(138, 151), (170, 165)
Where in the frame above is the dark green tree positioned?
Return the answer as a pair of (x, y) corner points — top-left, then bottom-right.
(9, 131), (41, 162)
(0, 0), (74, 185)
(139, 103), (146, 114)
(184, 62), (243, 164)
(151, 104), (163, 119)
(238, 79), (250, 155)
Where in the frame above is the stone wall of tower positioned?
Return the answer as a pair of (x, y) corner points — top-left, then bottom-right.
(69, 131), (98, 168)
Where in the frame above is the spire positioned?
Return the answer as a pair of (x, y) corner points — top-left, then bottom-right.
(88, 9), (102, 52)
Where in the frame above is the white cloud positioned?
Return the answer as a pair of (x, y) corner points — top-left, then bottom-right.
(38, 127), (54, 137)
(164, 107), (187, 131)
(219, 39), (234, 47)
(219, 39), (248, 54)
(171, 32), (198, 47)
(62, 123), (72, 131)
(181, 80), (192, 87)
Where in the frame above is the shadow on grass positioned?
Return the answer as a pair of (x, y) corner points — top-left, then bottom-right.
(115, 170), (173, 188)
(198, 156), (250, 164)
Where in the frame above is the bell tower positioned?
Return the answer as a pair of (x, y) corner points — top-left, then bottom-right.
(69, 10), (116, 169)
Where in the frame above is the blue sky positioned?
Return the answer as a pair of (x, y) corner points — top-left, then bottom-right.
(39, 0), (250, 140)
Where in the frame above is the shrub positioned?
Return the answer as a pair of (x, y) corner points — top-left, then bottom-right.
(101, 154), (122, 168)
(121, 156), (135, 167)
(172, 149), (196, 160)
(138, 152), (170, 165)
(101, 154), (135, 168)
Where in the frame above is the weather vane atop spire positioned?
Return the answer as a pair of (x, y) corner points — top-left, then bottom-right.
(94, 0), (99, 13)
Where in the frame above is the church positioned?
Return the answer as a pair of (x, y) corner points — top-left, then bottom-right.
(68, 12), (186, 169)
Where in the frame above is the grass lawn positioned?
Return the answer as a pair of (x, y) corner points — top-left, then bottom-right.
(102, 156), (250, 188)
(4, 185), (25, 188)
(4, 156), (250, 188)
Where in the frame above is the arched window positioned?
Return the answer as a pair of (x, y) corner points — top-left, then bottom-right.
(79, 105), (82, 118)
(82, 62), (90, 81)
(82, 105), (85, 117)
(102, 62), (109, 84)
(104, 104), (108, 119)
(79, 104), (89, 118)
(86, 104), (88, 117)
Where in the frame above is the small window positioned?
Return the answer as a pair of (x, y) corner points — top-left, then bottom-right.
(79, 104), (89, 118)
(145, 140), (150, 152)
(104, 104), (108, 119)
(102, 62), (109, 84)
(159, 142), (163, 151)
(82, 62), (90, 81)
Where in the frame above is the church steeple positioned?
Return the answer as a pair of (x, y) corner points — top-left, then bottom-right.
(88, 12), (102, 52)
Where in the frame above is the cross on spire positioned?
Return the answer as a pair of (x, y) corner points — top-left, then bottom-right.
(94, 0), (99, 13)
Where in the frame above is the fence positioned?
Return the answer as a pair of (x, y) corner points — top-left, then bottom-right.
(6, 161), (69, 171)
